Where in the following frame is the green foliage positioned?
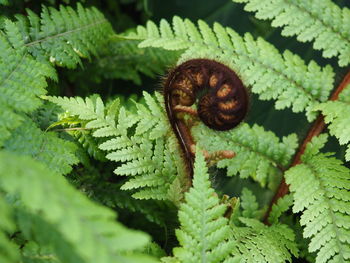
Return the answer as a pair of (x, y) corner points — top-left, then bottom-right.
(0, 3), (164, 262)
(87, 38), (180, 85)
(232, 218), (298, 262)
(22, 4), (114, 68)
(232, 0), (350, 67)
(71, 128), (107, 161)
(240, 188), (265, 219)
(0, 151), (157, 263)
(1, 1), (350, 262)
(30, 101), (62, 130)
(3, 117), (79, 175)
(193, 123), (297, 188)
(285, 134), (350, 263)
(165, 151), (298, 263)
(0, 195), (19, 263)
(46, 91), (299, 199)
(45, 93), (187, 202)
(92, 183), (174, 227)
(20, 241), (60, 263)
(0, 19), (55, 145)
(168, 151), (238, 263)
(0, 3), (113, 145)
(268, 194), (293, 225)
(314, 84), (350, 161)
(124, 16), (335, 121)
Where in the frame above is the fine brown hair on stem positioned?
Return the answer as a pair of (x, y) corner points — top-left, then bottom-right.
(163, 59), (249, 181)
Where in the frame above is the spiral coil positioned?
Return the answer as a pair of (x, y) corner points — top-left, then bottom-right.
(164, 59), (248, 178)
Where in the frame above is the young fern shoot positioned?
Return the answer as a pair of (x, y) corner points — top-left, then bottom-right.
(163, 58), (248, 180)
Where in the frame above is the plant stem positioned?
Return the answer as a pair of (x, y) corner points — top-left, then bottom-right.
(263, 69), (350, 224)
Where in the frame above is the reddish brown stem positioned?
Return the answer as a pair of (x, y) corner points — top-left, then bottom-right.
(264, 70), (350, 224)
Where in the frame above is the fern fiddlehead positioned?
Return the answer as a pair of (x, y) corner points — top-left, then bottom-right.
(164, 59), (249, 178)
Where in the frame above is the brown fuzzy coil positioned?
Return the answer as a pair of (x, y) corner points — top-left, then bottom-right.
(163, 59), (248, 178)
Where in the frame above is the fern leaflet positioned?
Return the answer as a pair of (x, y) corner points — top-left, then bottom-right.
(0, 4), (113, 146)
(3, 117), (79, 175)
(165, 150), (239, 263)
(45, 93), (187, 202)
(285, 134), (350, 263)
(268, 194), (294, 225)
(0, 19), (54, 145)
(193, 123), (297, 188)
(314, 84), (350, 161)
(22, 4), (114, 68)
(232, 0), (350, 66)
(240, 188), (265, 220)
(232, 218), (298, 262)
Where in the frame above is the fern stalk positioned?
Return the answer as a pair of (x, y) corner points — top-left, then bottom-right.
(265, 69), (350, 222)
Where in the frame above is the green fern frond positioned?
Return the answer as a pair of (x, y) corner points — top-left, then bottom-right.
(112, 121), (182, 202)
(46, 90), (297, 199)
(21, 4), (114, 68)
(314, 84), (350, 161)
(232, 218), (298, 262)
(125, 16), (334, 120)
(32, 99), (107, 162)
(3, 118), (79, 175)
(193, 123), (298, 188)
(268, 194), (293, 225)
(92, 183), (173, 226)
(45, 92), (187, 202)
(0, 194), (19, 263)
(143, 242), (167, 260)
(0, 109), (23, 147)
(43, 95), (121, 160)
(0, 19), (54, 144)
(20, 241), (60, 263)
(0, 151), (157, 263)
(99, 94), (179, 201)
(232, 0), (350, 67)
(44, 95), (120, 132)
(71, 130), (106, 161)
(168, 151), (298, 263)
(89, 38), (180, 85)
(31, 101), (62, 130)
(240, 188), (265, 220)
(285, 134), (350, 262)
(134, 92), (169, 139)
(0, 4), (113, 145)
(169, 151), (239, 263)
